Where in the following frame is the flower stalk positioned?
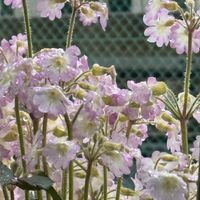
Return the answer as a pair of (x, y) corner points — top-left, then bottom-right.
(115, 177), (122, 200)
(22, 0), (33, 57)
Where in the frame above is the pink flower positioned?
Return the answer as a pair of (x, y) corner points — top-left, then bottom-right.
(127, 81), (152, 106)
(33, 86), (69, 116)
(9, 33), (27, 56)
(190, 135), (200, 161)
(37, 0), (65, 21)
(170, 23), (200, 54)
(193, 107), (200, 123)
(4, 0), (22, 9)
(144, 10), (174, 47)
(79, 4), (98, 26)
(101, 152), (133, 177)
(43, 136), (80, 169)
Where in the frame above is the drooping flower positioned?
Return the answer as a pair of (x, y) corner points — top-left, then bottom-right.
(190, 135), (200, 161)
(37, 0), (66, 21)
(4, 0), (22, 9)
(144, 10), (174, 47)
(32, 85), (69, 116)
(101, 151), (133, 177)
(146, 172), (187, 200)
(43, 136), (80, 169)
(9, 33), (28, 56)
(170, 23), (200, 54)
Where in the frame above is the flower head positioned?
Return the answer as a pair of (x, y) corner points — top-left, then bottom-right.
(4, 0), (22, 9)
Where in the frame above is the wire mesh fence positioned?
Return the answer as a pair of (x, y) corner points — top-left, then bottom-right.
(0, 0), (199, 155)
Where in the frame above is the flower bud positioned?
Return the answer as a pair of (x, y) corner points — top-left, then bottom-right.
(74, 89), (86, 99)
(161, 113), (176, 123)
(121, 187), (137, 196)
(78, 82), (97, 91)
(164, 19), (176, 27)
(152, 81), (167, 96)
(53, 126), (66, 137)
(75, 172), (85, 179)
(160, 154), (178, 161)
(118, 113), (128, 122)
(91, 167), (99, 177)
(90, 2), (103, 12)
(186, 0), (195, 7)
(103, 141), (123, 151)
(3, 126), (18, 142)
(80, 7), (89, 15)
(55, 0), (67, 3)
(130, 102), (140, 108)
(161, 2), (178, 11)
(156, 122), (169, 132)
(102, 96), (112, 105)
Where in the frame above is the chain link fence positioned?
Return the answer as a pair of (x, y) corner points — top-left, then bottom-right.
(0, 0), (199, 155)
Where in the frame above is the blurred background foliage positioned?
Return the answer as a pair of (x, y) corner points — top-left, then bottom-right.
(0, 0), (199, 156)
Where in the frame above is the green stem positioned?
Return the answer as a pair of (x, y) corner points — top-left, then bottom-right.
(37, 191), (43, 200)
(66, 6), (77, 48)
(42, 113), (51, 200)
(181, 30), (193, 155)
(115, 177), (122, 200)
(180, 119), (189, 155)
(183, 30), (193, 117)
(15, 96), (29, 200)
(10, 190), (14, 200)
(83, 161), (93, 200)
(15, 96), (27, 173)
(64, 113), (74, 200)
(62, 169), (68, 200)
(2, 186), (9, 200)
(22, 0), (33, 57)
(103, 166), (107, 200)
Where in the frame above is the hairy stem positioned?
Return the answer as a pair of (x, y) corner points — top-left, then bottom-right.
(83, 161), (93, 200)
(103, 166), (108, 200)
(62, 169), (68, 200)
(22, 0), (33, 57)
(2, 187), (9, 200)
(66, 6), (77, 48)
(42, 113), (51, 200)
(115, 177), (122, 200)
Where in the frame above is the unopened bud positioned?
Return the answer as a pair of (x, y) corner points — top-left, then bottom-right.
(102, 96), (112, 105)
(55, 0), (66, 3)
(186, 0), (195, 7)
(164, 19), (176, 27)
(53, 126), (66, 137)
(184, 11), (190, 20)
(80, 7), (89, 15)
(75, 172), (85, 179)
(152, 81), (167, 96)
(78, 82), (97, 91)
(3, 126), (18, 142)
(160, 154), (178, 161)
(130, 102), (140, 108)
(103, 141), (123, 151)
(121, 187), (137, 196)
(161, 2), (178, 11)
(156, 123), (169, 132)
(75, 89), (86, 99)
(90, 2), (103, 12)
(118, 113), (128, 122)
(161, 113), (176, 123)
(91, 167), (99, 177)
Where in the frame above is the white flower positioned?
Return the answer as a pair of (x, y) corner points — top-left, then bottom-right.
(147, 172), (187, 200)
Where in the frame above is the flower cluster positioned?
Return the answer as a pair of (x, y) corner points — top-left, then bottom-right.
(0, 0), (200, 200)
(144, 0), (200, 54)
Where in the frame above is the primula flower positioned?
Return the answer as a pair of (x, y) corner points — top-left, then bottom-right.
(144, 10), (174, 47)
(37, 0), (66, 21)
(43, 136), (80, 169)
(4, 0), (22, 9)
(170, 23), (200, 54)
(32, 86), (69, 116)
(35, 46), (81, 84)
(9, 33), (28, 56)
(101, 151), (133, 177)
(79, 5), (99, 26)
(190, 135), (200, 161)
(146, 172), (187, 200)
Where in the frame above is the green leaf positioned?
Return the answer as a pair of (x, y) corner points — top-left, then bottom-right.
(0, 163), (14, 185)
(17, 175), (53, 190)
